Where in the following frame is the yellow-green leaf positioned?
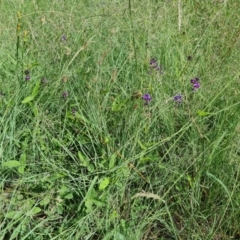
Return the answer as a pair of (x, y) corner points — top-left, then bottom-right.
(31, 207), (42, 215)
(3, 160), (21, 168)
(109, 153), (117, 170)
(99, 177), (110, 190)
(31, 82), (41, 97)
(22, 96), (34, 104)
(5, 211), (22, 219)
(197, 110), (210, 116)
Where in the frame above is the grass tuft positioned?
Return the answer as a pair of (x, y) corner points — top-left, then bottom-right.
(0, 1), (240, 239)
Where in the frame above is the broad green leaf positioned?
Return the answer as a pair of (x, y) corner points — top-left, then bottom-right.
(31, 81), (41, 97)
(109, 153), (117, 169)
(87, 163), (95, 173)
(17, 194), (24, 200)
(22, 199), (35, 211)
(10, 224), (21, 240)
(63, 193), (73, 199)
(103, 137), (110, 144)
(3, 160), (21, 168)
(115, 232), (126, 240)
(78, 151), (91, 167)
(18, 166), (25, 174)
(197, 110), (210, 116)
(5, 211), (22, 219)
(85, 199), (93, 213)
(22, 96), (34, 104)
(139, 156), (151, 162)
(57, 204), (64, 215)
(19, 153), (26, 164)
(18, 154), (26, 174)
(91, 198), (106, 207)
(99, 177), (110, 190)
(30, 102), (38, 116)
(40, 196), (50, 206)
(31, 207), (42, 215)
(58, 185), (73, 199)
(111, 97), (128, 112)
(66, 111), (74, 119)
(59, 185), (69, 196)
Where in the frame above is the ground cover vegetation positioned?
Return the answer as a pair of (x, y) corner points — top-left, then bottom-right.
(0, 0), (240, 239)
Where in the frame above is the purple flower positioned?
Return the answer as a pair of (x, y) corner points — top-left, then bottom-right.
(173, 94), (183, 103)
(193, 82), (200, 89)
(190, 77), (200, 90)
(190, 77), (199, 84)
(62, 91), (68, 99)
(150, 58), (158, 68)
(142, 93), (152, 105)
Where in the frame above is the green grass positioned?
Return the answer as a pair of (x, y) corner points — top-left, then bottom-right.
(0, 0), (240, 239)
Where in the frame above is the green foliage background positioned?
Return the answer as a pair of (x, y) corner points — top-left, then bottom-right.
(0, 0), (240, 239)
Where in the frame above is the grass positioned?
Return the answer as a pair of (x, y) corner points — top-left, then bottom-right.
(0, 0), (240, 239)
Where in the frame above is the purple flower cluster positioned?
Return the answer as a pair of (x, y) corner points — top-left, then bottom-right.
(173, 94), (183, 103)
(137, 73), (201, 108)
(190, 77), (200, 91)
(172, 77), (200, 104)
(149, 58), (163, 74)
(142, 93), (152, 105)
